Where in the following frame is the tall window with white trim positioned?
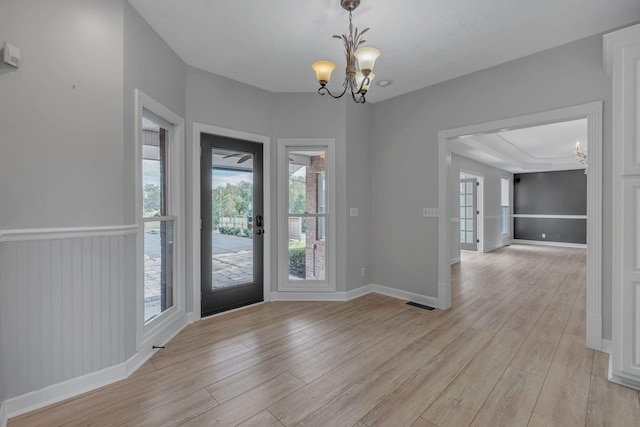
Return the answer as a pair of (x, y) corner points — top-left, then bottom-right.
(142, 111), (176, 323)
(501, 177), (510, 235)
(278, 139), (335, 292)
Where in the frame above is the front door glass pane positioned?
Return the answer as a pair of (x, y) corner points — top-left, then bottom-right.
(210, 149), (254, 289)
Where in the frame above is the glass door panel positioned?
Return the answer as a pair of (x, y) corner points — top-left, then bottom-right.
(201, 134), (263, 316)
(211, 148), (255, 289)
(460, 177), (478, 251)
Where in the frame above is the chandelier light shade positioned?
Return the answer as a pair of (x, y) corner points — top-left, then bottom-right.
(312, 0), (380, 103)
(312, 61), (336, 85)
(354, 47), (380, 72)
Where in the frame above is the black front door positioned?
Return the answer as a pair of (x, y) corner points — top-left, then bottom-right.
(200, 133), (264, 316)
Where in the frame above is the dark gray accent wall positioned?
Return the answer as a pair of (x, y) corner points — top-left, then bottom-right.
(514, 169), (587, 215)
(513, 170), (587, 243)
(514, 218), (586, 243)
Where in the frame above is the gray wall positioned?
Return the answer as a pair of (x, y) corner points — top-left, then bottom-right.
(370, 34), (613, 337)
(122, 2), (187, 356)
(271, 94), (349, 291)
(346, 101), (373, 290)
(0, 0), (125, 229)
(514, 170), (587, 244)
(185, 75), (371, 296)
(185, 67), (274, 310)
(0, 0), (127, 402)
(123, 1), (186, 223)
(0, 0), (188, 404)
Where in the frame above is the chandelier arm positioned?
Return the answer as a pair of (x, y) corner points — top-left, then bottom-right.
(318, 79), (350, 99)
(356, 75), (370, 94)
(351, 90), (366, 103)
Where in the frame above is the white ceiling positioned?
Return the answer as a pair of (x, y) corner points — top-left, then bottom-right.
(451, 118), (588, 173)
(128, 0), (640, 104)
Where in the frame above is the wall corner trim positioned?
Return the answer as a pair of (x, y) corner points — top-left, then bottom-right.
(0, 400), (7, 427)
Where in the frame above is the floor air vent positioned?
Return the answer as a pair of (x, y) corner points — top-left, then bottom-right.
(406, 301), (436, 311)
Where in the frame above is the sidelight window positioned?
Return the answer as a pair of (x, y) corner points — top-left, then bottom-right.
(278, 139), (335, 292)
(142, 112), (175, 323)
(135, 89), (185, 350)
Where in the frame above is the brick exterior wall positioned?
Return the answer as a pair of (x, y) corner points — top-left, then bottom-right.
(305, 155), (326, 280)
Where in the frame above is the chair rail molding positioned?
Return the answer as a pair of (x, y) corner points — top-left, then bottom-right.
(0, 224), (137, 242)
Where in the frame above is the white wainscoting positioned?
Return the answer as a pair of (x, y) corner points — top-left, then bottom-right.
(0, 225), (137, 423)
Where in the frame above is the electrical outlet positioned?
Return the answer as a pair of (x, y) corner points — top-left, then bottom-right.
(423, 208), (438, 217)
(361, 267), (366, 277)
(542, 233), (546, 239)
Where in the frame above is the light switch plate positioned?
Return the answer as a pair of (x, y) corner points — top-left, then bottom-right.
(423, 208), (438, 217)
(3, 42), (20, 67)
(350, 208), (358, 217)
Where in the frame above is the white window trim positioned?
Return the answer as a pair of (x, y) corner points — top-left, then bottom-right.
(135, 89), (185, 351)
(277, 138), (336, 292)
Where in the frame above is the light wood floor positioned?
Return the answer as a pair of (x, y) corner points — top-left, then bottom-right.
(10, 244), (640, 426)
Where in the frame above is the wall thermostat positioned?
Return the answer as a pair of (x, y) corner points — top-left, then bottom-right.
(3, 42), (20, 67)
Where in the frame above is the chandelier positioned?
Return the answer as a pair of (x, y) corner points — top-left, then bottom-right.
(312, 0), (380, 103)
(573, 141), (588, 173)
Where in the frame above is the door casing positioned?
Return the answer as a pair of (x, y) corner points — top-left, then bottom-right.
(200, 134), (264, 316)
(437, 102), (603, 351)
(191, 123), (271, 321)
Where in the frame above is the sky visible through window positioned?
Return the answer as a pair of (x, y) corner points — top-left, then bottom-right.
(212, 168), (252, 187)
(143, 161), (253, 198)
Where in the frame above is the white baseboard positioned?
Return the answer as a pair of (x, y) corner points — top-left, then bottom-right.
(346, 285), (376, 300)
(512, 239), (587, 249)
(601, 339), (612, 354)
(483, 242), (506, 253)
(270, 284), (439, 309)
(450, 256), (460, 265)
(609, 356), (640, 391)
(270, 291), (355, 301)
(368, 284), (440, 309)
(3, 361), (130, 421)
(2, 314), (191, 423)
